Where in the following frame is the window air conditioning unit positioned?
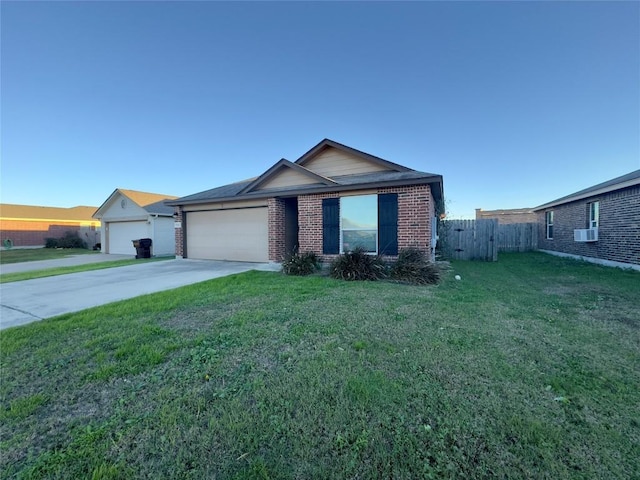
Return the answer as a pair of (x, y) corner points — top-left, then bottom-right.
(574, 228), (598, 242)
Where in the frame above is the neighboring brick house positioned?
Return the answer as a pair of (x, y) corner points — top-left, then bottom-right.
(475, 208), (536, 224)
(0, 204), (100, 248)
(533, 169), (640, 269)
(167, 139), (444, 262)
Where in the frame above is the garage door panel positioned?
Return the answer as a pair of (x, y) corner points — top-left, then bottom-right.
(108, 221), (149, 255)
(187, 208), (268, 262)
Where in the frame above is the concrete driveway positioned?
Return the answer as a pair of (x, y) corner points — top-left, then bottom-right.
(0, 259), (280, 330)
(0, 253), (132, 274)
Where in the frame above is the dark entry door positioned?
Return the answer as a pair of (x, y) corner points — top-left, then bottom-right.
(284, 198), (299, 253)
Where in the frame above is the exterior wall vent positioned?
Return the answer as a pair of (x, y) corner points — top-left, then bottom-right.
(574, 228), (598, 242)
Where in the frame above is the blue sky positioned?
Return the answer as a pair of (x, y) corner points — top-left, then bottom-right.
(2, 1), (638, 218)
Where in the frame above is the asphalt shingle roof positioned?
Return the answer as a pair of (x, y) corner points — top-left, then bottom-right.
(143, 200), (177, 215)
(168, 139), (444, 207)
(0, 204), (98, 222)
(119, 189), (178, 207)
(534, 169), (640, 210)
(174, 180), (253, 203)
(171, 170), (441, 205)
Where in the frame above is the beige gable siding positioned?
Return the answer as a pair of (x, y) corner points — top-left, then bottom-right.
(255, 168), (321, 191)
(101, 193), (148, 221)
(303, 147), (390, 177)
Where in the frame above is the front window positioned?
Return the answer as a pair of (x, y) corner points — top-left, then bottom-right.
(341, 195), (377, 253)
(588, 201), (599, 228)
(545, 211), (554, 239)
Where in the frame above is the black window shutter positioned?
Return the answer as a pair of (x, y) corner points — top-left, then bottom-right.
(378, 193), (398, 255)
(322, 198), (340, 254)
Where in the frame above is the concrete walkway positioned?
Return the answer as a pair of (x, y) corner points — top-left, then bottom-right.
(0, 259), (281, 330)
(0, 254), (132, 274)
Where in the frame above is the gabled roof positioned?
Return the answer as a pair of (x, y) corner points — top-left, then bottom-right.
(118, 189), (178, 208)
(533, 169), (640, 211)
(295, 138), (411, 172)
(0, 204), (98, 222)
(93, 189), (178, 218)
(238, 158), (337, 194)
(167, 139), (444, 211)
(143, 199), (177, 216)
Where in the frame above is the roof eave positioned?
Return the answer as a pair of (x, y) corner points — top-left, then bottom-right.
(92, 188), (120, 219)
(170, 175), (443, 207)
(533, 177), (640, 211)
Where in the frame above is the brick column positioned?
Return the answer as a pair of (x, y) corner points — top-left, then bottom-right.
(268, 198), (286, 262)
(174, 207), (184, 258)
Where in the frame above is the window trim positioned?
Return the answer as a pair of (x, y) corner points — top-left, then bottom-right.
(545, 211), (554, 239)
(588, 201), (599, 229)
(340, 194), (378, 254)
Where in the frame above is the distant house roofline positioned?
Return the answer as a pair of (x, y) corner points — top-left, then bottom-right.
(0, 204), (99, 223)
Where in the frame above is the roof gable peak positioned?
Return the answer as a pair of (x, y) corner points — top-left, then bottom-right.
(295, 138), (411, 173)
(239, 158), (337, 194)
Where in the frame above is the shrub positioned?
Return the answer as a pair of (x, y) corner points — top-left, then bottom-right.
(282, 251), (321, 276)
(47, 233), (86, 248)
(390, 247), (440, 285)
(330, 247), (387, 281)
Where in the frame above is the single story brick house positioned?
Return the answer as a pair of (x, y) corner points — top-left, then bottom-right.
(167, 139), (444, 263)
(533, 169), (640, 269)
(93, 189), (178, 256)
(0, 204), (100, 249)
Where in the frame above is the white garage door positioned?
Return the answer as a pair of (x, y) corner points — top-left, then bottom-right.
(187, 208), (268, 262)
(108, 221), (150, 255)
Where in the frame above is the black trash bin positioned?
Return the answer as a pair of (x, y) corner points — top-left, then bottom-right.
(132, 238), (152, 259)
(138, 238), (152, 258)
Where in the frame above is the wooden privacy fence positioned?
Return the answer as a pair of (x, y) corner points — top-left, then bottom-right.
(439, 219), (498, 261)
(439, 220), (538, 261)
(498, 222), (538, 252)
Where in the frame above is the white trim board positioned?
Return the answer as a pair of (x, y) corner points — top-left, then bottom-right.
(538, 250), (640, 272)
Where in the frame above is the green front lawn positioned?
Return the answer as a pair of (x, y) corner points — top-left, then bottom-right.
(0, 248), (98, 264)
(1, 253), (638, 479)
(0, 257), (173, 284)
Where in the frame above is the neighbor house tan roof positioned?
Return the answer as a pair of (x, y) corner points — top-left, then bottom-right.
(118, 189), (178, 207)
(93, 189), (179, 218)
(0, 204), (99, 222)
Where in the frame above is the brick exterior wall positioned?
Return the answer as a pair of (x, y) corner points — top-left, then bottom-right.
(174, 208), (184, 257)
(175, 184), (436, 263)
(268, 198), (286, 261)
(476, 208), (537, 224)
(0, 220), (98, 247)
(297, 192), (340, 261)
(297, 184), (434, 262)
(537, 185), (640, 266)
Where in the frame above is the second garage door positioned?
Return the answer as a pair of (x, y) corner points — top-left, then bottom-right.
(187, 208), (268, 262)
(108, 221), (150, 255)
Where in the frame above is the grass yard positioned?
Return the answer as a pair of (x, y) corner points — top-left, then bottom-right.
(1, 253), (638, 479)
(0, 256), (173, 284)
(0, 248), (98, 265)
